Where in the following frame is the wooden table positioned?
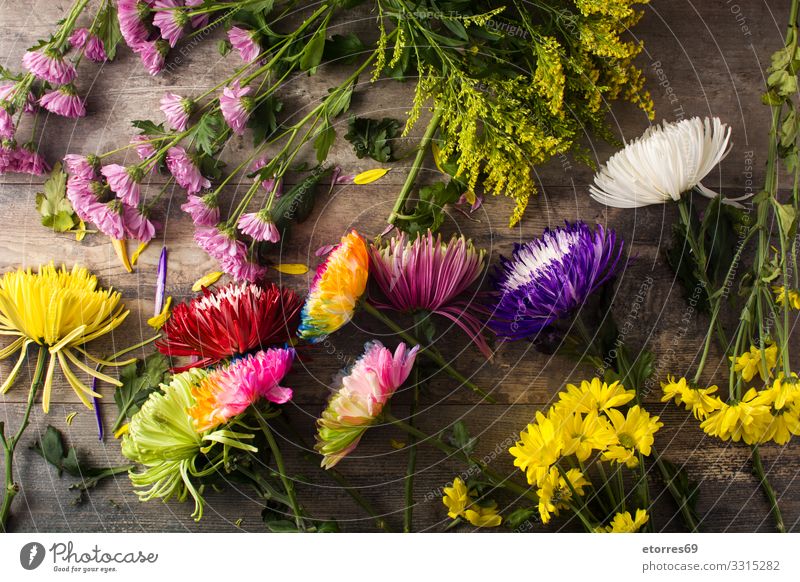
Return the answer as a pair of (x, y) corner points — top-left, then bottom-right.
(1, 0), (797, 533)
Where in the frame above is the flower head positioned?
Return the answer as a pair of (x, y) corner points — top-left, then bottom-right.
(368, 230), (490, 356)
(130, 135), (157, 160)
(69, 28), (107, 62)
(11, 145), (50, 176)
(590, 117), (732, 208)
(773, 285), (800, 310)
(238, 210), (280, 242)
(732, 343), (779, 383)
(228, 26), (260, 63)
(22, 47), (76, 84)
(555, 378), (635, 415)
(64, 154), (98, 180)
(122, 204), (156, 242)
(220, 80), (253, 135)
(101, 164), (143, 206)
(194, 225), (245, 261)
(160, 92), (193, 131)
(181, 192), (219, 226)
(602, 405), (663, 468)
(189, 348), (295, 431)
(156, 281), (302, 370)
(298, 230), (369, 342)
(488, 221), (623, 340)
(166, 146), (210, 194)
(135, 40), (169, 76)
(536, 467), (590, 524)
(0, 264), (129, 412)
(153, 0), (188, 47)
(509, 411), (564, 486)
(596, 509), (649, 533)
(39, 84), (86, 118)
(117, 0), (151, 49)
(660, 375), (724, 420)
(0, 107), (14, 140)
(219, 252), (268, 283)
(315, 341), (419, 468)
(441, 477), (502, 527)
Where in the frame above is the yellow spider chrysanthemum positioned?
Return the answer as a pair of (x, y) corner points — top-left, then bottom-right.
(660, 375), (724, 420)
(536, 466), (590, 524)
(602, 405), (663, 468)
(441, 476), (502, 528)
(772, 285), (800, 310)
(732, 344), (779, 383)
(595, 508), (649, 533)
(298, 230), (369, 342)
(0, 264), (129, 412)
(700, 388), (772, 444)
(555, 378), (635, 415)
(509, 411), (564, 486)
(550, 408), (616, 462)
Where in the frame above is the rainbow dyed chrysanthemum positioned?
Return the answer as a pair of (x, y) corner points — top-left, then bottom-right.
(298, 230), (369, 342)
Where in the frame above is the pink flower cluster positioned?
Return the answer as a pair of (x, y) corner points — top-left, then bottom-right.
(194, 225), (267, 283)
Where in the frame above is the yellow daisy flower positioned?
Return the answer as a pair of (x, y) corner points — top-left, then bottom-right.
(772, 285), (800, 310)
(732, 344), (779, 383)
(536, 466), (590, 524)
(700, 388), (772, 444)
(555, 378), (635, 415)
(661, 375), (724, 420)
(595, 508), (649, 533)
(770, 372), (799, 410)
(442, 477), (470, 519)
(751, 386), (800, 445)
(441, 477), (502, 528)
(551, 409), (616, 462)
(602, 405), (663, 468)
(464, 501), (503, 528)
(509, 411), (563, 486)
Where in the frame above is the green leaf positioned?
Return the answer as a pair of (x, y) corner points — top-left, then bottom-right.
(659, 458), (701, 532)
(344, 116), (402, 163)
(313, 118), (336, 163)
(323, 33), (367, 65)
(35, 163), (77, 233)
(94, 2), (122, 61)
(112, 352), (171, 432)
(189, 111), (225, 156)
(264, 520), (300, 533)
(396, 180), (465, 235)
(248, 96), (283, 146)
(217, 39), (232, 56)
(445, 421), (478, 456)
(324, 81), (354, 119)
(773, 200), (798, 242)
(34, 426), (66, 476)
(300, 23), (327, 73)
(132, 119), (167, 136)
(505, 507), (537, 530)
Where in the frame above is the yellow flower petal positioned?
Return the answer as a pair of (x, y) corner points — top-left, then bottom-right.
(273, 263), (309, 275)
(464, 190), (477, 205)
(114, 423), (129, 439)
(66, 411), (77, 426)
(147, 296), (173, 329)
(192, 271), (224, 292)
(389, 438), (406, 450)
(75, 220), (87, 242)
(111, 238), (132, 273)
(131, 242), (149, 266)
(354, 168), (390, 185)
(431, 141), (445, 173)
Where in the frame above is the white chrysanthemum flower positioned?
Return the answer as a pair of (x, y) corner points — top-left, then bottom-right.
(590, 117), (736, 208)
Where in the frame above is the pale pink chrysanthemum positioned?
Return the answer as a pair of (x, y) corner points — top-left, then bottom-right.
(0, 108), (14, 140)
(135, 40), (168, 76)
(185, 0), (208, 28)
(68, 27), (106, 61)
(85, 200), (126, 240)
(0, 143), (16, 174)
(22, 47), (76, 85)
(0, 82), (36, 114)
(368, 230), (491, 358)
(238, 211), (280, 243)
(166, 146), (210, 194)
(66, 175), (102, 222)
(181, 192), (219, 226)
(63, 154), (97, 180)
(315, 341), (420, 469)
(188, 348), (295, 431)
(227, 26), (260, 63)
(220, 252), (268, 283)
(12, 146), (50, 175)
(194, 225), (245, 260)
(69, 27), (90, 49)
(39, 85), (86, 118)
(220, 80), (253, 135)
(153, 0), (188, 47)
(101, 164), (143, 206)
(117, 0), (150, 49)
(130, 135), (157, 160)
(159, 92), (192, 131)
(122, 204), (156, 242)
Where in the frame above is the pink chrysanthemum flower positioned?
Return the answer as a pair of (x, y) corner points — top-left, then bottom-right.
(185, 0), (208, 28)
(238, 210), (280, 243)
(86, 200), (126, 240)
(63, 154), (98, 180)
(220, 80), (253, 135)
(39, 85), (86, 118)
(130, 135), (157, 160)
(0, 108), (14, 140)
(227, 26), (260, 63)
(251, 156), (283, 194)
(69, 28), (107, 62)
(220, 252), (268, 283)
(160, 92), (193, 131)
(65, 175), (101, 222)
(117, 0), (151, 49)
(315, 341), (420, 469)
(0, 143), (15, 174)
(153, 0), (188, 47)
(122, 204), (156, 242)
(194, 225), (246, 260)
(101, 164), (144, 206)
(181, 192), (219, 226)
(188, 348), (295, 432)
(135, 40), (169, 76)
(368, 230), (491, 357)
(0, 82), (36, 114)
(12, 146), (50, 175)
(166, 146), (210, 194)
(22, 47), (76, 85)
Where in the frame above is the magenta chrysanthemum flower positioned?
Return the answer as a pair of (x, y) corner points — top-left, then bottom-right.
(69, 28), (107, 62)
(189, 348), (295, 432)
(153, 0), (188, 47)
(101, 164), (143, 206)
(194, 225), (246, 260)
(220, 252), (268, 283)
(227, 26), (260, 63)
(122, 204), (156, 242)
(315, 341), (420, 469)
(0, 82), (36, 114)
(487, 221), (623, 341)
(63, 154), (98, 180)
(39, 85), (86, 118)
(0, 108), (14, 140)
(117, 0), (151, 49)
(368, 230), (491, 358)
(135, 40), (169, 76)
(220, 80), (253, 135)
(22, 47), (76, 85)
(160, 92), (192, 131)
(181, 192), (219, 226)
(0, 143), (15, 174)
(12, 146), (50, 175)
(166, 146), (210, 194)
(238, 210), (280, 243)
(185, 0), (208, 28)
(65, 174), (102, 223)
(130, 135), (157, 160)
(86, 200), (126, 240)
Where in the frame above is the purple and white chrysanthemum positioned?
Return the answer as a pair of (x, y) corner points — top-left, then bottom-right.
(488, 221), (623, 341)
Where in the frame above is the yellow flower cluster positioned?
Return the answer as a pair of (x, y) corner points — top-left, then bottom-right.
(536, 467), (590, 524)
(663, 374), (800, 445)
(731, 343), (779, 382)
(772, 285), (800, 310)
(441, 477), (502, 527)
(595, 509), (650, 533)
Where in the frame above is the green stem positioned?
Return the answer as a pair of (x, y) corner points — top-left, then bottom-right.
(387, 106), (444, 225)
(1, 346), (47, 533)
(256, 415), (304, 530)
(362, 302), (495, 402)
(654, 448), (699, 532)
(403, 365), (420, 532)
(751, 445), (785, 533)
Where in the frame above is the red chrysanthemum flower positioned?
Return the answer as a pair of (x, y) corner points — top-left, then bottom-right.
(156, 281), (302, 371)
